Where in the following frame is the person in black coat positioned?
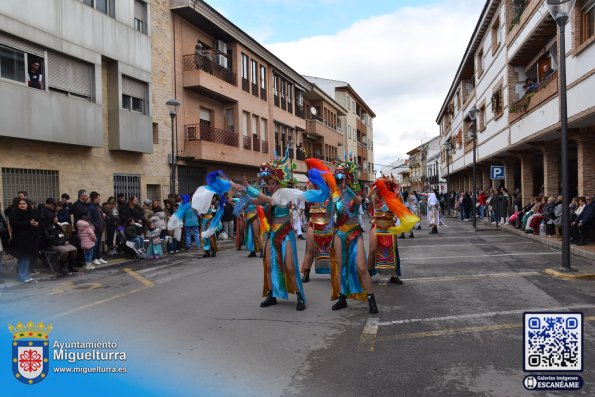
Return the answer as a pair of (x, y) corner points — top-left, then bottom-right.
(0, 211), (11, 271)
(71, 190), (89, 225)
(572, 195), (594, 245)
(8, 198), (39, 283)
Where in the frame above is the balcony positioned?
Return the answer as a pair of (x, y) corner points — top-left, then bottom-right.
(185, 124), (238, 147)
(507, 0), (543, 44)
(243, 135), (251, 150)
(356, 118), (366, 135)
(509, 70), (558, 124)
(183, 54), (236, 86)
(252, 134), (260, 152)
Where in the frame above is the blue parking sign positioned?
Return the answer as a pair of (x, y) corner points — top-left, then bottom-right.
(491, 166), (505, 180)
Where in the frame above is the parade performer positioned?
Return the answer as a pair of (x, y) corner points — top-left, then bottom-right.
(332, 155), (378, 314)
(240, 150), (329, 311)
(166, 196), (191, 246)
(233, 188), (264, 258)
(233, 196), (245, 251)
(192, 171), (232, 257)
(426, 189), (441, 234)
(300, 158), (337, 283)
(367, 176), (419, 284)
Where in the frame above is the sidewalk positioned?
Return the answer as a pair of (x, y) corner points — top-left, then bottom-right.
(444, 214), (595, 279)
(0, 238), (237, 289)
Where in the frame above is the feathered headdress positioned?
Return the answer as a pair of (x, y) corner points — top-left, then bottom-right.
(333, 152), (360, 192)
(259, 147), (297, 187)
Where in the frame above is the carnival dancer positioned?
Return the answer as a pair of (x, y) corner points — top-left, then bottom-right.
(332, 156), (378, 314)
(233, 187), (264, 258)
(367, 176), (420, 284)
(192, 171), (233, 257)
(425, 189), (441, 234)
(300, 158), (337, 283)
(240, 150), (329, 311)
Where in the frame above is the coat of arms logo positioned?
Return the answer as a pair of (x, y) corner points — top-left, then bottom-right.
(8, 321), (53, 385)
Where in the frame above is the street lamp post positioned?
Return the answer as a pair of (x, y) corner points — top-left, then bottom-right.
(468, 106), (479, 228)
(546, 0), (576, 271)
(166, 99), (181, 195)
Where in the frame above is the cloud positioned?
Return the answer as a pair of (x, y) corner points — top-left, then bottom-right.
(264, 0), (483, 169)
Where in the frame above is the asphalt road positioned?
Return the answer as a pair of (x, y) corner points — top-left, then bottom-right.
(1, 217), (593, 397)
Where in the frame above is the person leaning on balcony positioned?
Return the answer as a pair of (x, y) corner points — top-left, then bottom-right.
(543, 64), (554, 80)
(523, 78), (537, 96)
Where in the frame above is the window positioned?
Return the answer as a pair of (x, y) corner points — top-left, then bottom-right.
(479, 103), (486, 132)
(477, 47), (484, 77)
(48, 51), (95, 101)
(82, 0), (115, 17)
(260, 65), (266, 89)
(241, 53), (249, 91)
(261, 118), (267, 142)
(225, 108), (234, 132)
(152, 122), (159, 144)
(134, 0), (147, 34)
(491, 14), (500, 54)
(251, 60), (257, 85)
(2, 168), (58, 209)
(121, 75), (147, 113)
(491, 84), (503, 118)
(0, 44), (25, 83)
(200, 108), (211, 126)
(581, 0), (595, 43)
(273, 74), (279, 96)
(114, 174), (141, 202)
(242, 111), (249, 137)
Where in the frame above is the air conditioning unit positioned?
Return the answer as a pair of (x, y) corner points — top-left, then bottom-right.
(216, 54), (227, 68)
(215, 40), (228, 67)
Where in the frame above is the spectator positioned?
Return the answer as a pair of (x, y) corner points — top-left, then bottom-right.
(38, 197), (57, 230)
(102, 197), (120, 256)
(462, 192), (473, 221)
(27, 60), (43, 89)
(124, 218), (144, 250)
(57, 193), (72, 224)
(146, 221), (163, 259)
(42, 214), (77, 275)
(120, 196), (143, 225)
(71, 190), (89, 225)
(571, 195), (594, 245)
(0, 210), (10, 273)
(116, 193), (127, 220)
(523, 77), (537, 95)
(543, 64), (554, 80)
(4, 191), (31, 220)
(76, 215), (96, 270)
(151, 199), (163, 214)
(88, 191), (107, 265)
(141, 199), (155, 232)
(8, 198), (39, 283)
(478, 191), (487, 220)
(183, 202), (200, 250)
(221, 194), (235, 240)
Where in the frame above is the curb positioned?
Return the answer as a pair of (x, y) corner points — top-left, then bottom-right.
(544, 268), (595, 280)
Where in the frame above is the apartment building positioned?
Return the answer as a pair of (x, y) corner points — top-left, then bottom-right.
(437, 0), (595, 204)
(0, 0), (167, 208)
(381, 159), (410, 192)
(304, 77), (376, 192)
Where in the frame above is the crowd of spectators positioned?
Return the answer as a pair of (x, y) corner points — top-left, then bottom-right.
(0, 190), (238, 283)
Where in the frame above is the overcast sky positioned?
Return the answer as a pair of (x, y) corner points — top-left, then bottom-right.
(207, 0), (486, 169)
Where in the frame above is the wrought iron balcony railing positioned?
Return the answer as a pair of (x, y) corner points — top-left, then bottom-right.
(183, 54), (236, 86)
(185, 124), (238, 147)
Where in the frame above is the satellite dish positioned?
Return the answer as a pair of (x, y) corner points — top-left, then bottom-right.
(310, 107), (317, 116)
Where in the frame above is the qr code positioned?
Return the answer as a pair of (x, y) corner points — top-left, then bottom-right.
(524, 312), (582, 371)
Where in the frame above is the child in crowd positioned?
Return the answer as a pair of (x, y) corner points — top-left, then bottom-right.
(146, 221), (163, 259)
(76, 214), (96, 270)
(125, 218), (144, 250)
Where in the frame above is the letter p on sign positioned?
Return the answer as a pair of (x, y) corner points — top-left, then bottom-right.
(491, 166), (505, 180)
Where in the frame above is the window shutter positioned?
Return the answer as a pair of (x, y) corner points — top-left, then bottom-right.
(122, 75), (147, 99)
(200, 108), (211, 122)
(134, 0), (145, 20)
(47, 51), (93, 97)
(0, 32), (43, 57)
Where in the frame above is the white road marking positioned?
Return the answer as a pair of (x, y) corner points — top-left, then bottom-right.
(399, 242), (536, 249)
(400, 271), (541, 282)
(400, 252), (559, 260)
(376, 304), (595, 327)
(358, 317), (380, 351)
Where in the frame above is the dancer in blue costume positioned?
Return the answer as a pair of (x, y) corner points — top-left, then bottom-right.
(332, 155), (378, 314)
(191, 171), (233, 258)
(233, 188), (263, 258)
(237, 150), (329, 311)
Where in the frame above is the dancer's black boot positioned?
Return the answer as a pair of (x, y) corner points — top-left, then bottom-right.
(302, 269), (310, 283)
(389, 276), (403, 284)
(202, 251), (210, 258)
(248, 251), (257, 257)
(332, 294), (347, 311)
(260, 290), (277, 307)
(398, 233), (406, 239)
(367, 293), (379, 314)
(296, 291), (306, 311)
